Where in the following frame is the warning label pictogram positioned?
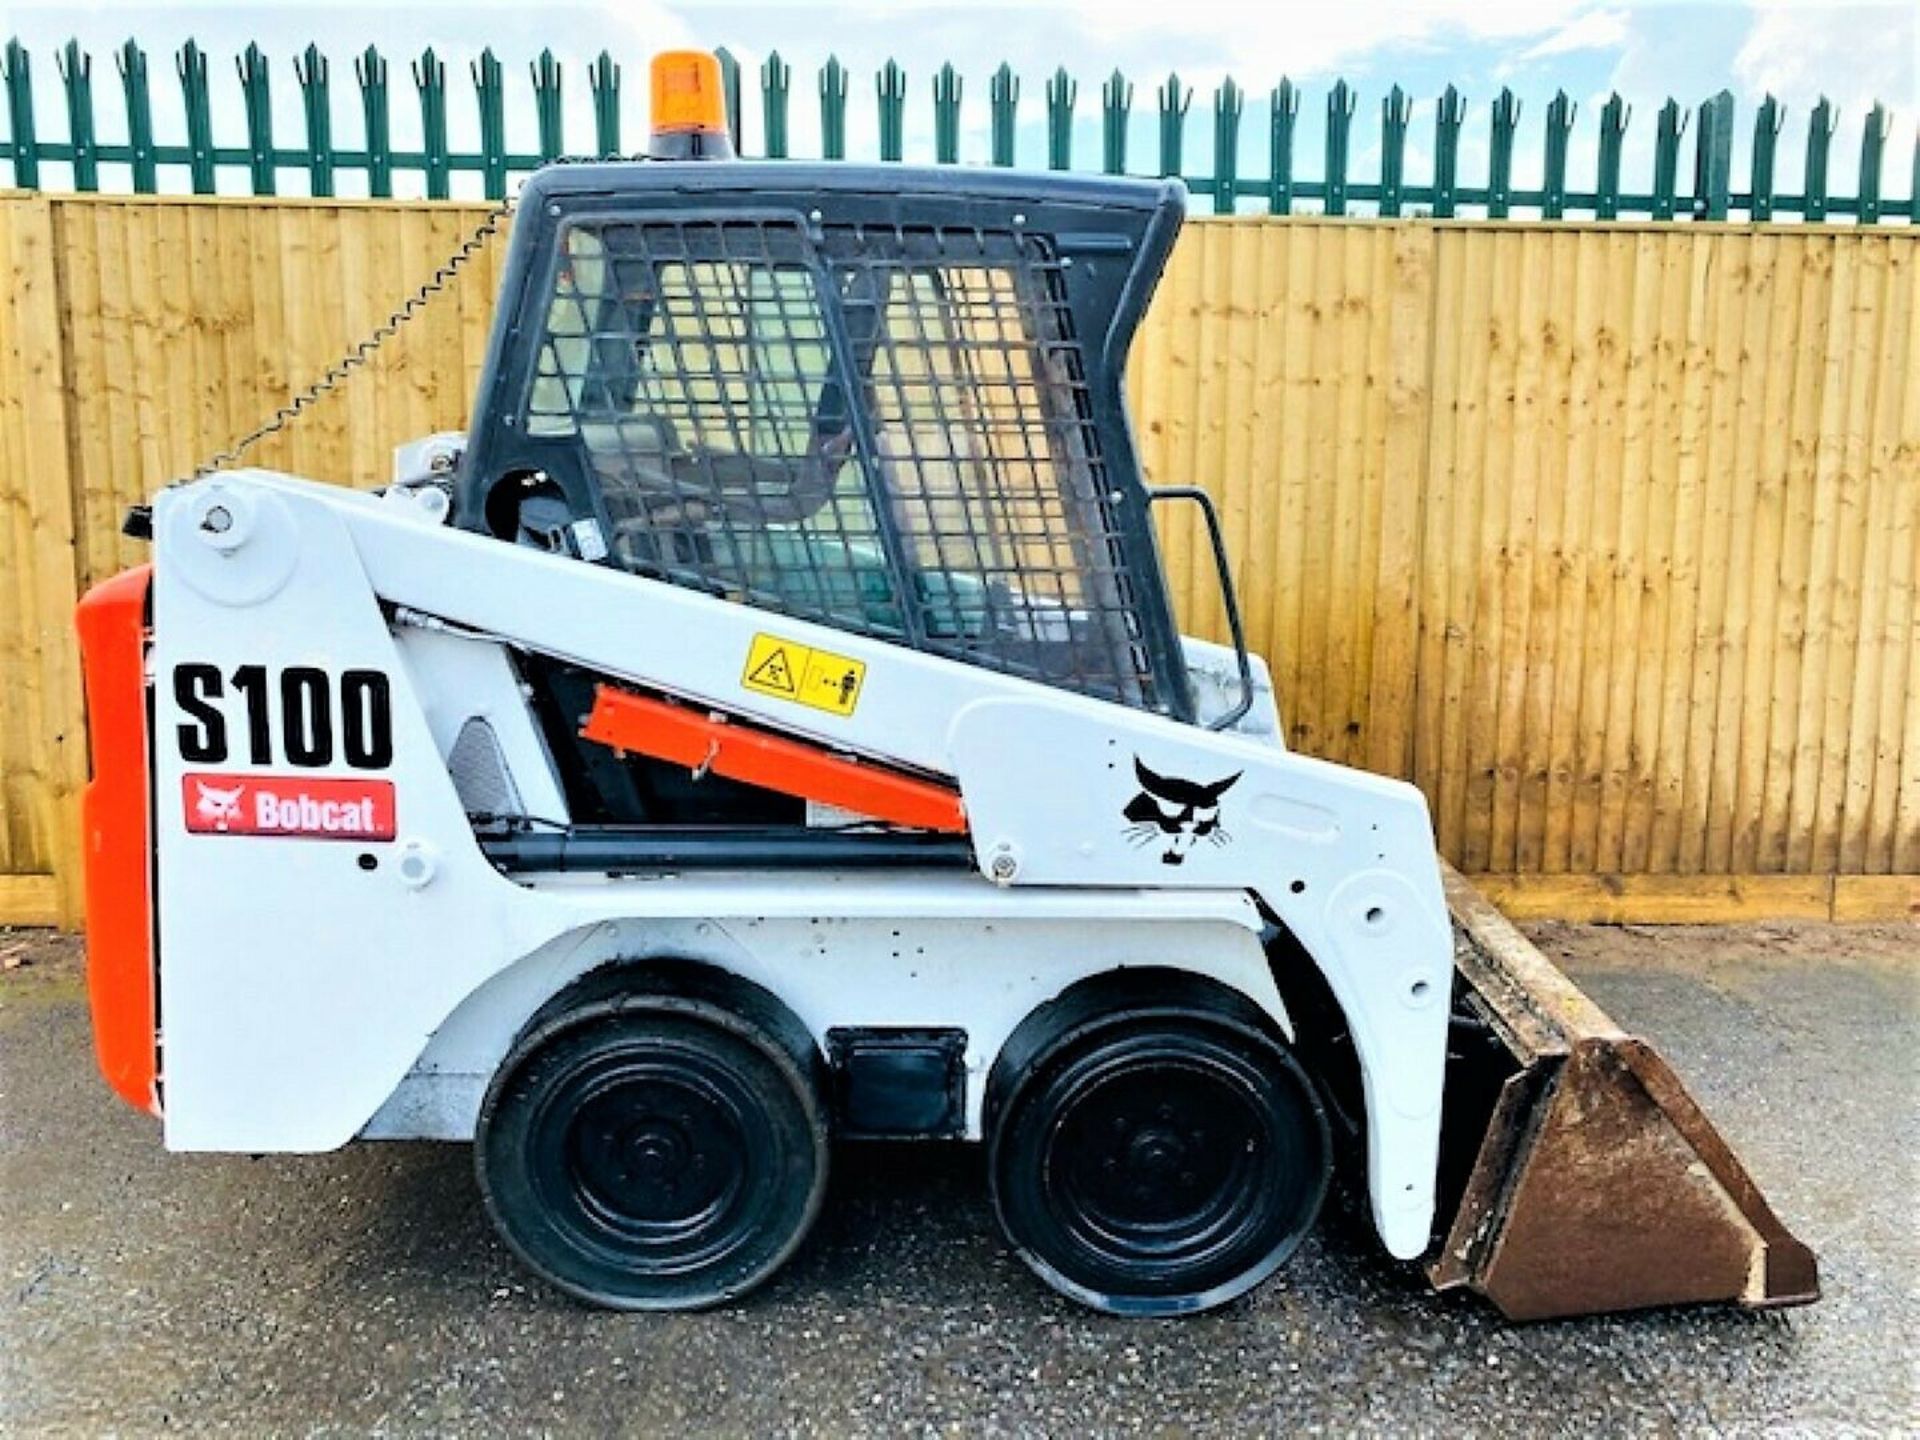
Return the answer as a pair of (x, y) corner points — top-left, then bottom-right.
(746, 645), (798, 694)
(742, 632), (867, 716)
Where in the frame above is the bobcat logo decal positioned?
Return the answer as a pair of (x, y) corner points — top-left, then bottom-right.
(1122, 758), (1241, 865)
(193, 780), (246, 832)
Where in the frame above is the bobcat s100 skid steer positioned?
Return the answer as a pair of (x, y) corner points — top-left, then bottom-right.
(75, 52), (1816, 1320)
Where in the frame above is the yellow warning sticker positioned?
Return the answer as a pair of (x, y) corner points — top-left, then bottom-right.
(742, 633), (866, 717)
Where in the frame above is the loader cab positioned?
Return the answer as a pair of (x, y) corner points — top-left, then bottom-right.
(455, 161), (1196, 722)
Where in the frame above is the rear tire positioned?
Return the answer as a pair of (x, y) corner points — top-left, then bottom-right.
(987, 976), (1331, 1316)
(476, 975), (829, 1311)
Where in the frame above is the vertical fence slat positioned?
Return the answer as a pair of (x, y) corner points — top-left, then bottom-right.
(57, 41), (98, 191)
(932, 62), (960, 165)
(1325, 79), (1354, 216)
(177, 40), (214, 193)
(358, 46), (392, 197)
(237, 42), (275, 194)
(1210, 77), (1240, 214)
(1102, 69), (1130, 176)
(1488, 87), (1518, 218)
(990, 62), (1018, 167)
(876, 59), (905, 162)
(473, 49), (506, 198)
(1433, 84), (1463, 218)
(532, 49), (563, 162)
(4, 41), (38, 189)
(1046, 67), (1076, 172)
(6, 194), (90, 921)
(1157, 71), (1188, 179)
(592, 51), (621, 157)
(417, 49), (453, 197)
(819, 56), (847, 160)
(1750, 94), (1781, 222)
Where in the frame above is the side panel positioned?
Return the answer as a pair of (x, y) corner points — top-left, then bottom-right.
(150, 481), (575, 1151)
(948, 697), (1454, 1261)
(363, 909), (1280, 1143)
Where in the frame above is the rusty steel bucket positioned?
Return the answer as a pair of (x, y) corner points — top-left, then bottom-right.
(1429, 869), (1820, 1321)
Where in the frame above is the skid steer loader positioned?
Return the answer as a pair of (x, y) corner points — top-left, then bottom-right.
(74, 52), (1816, 1319)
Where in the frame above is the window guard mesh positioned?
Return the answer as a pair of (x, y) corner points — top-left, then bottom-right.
(523, 214), (1162, 711)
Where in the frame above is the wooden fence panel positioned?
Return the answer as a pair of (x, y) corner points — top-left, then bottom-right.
(0, 196), (1914, 925)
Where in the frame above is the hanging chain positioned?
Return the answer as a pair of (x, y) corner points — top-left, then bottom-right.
(180, 189), (520, 482)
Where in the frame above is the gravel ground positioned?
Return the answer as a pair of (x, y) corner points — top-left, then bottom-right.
(1, 922), (1914, 1437)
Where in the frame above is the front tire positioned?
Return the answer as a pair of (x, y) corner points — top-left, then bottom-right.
(476, 976), (829, 1311)
(987, 976), (1331, 1316)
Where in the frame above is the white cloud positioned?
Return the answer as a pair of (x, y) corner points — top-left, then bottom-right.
(1733, 1), (1915, 111)
(1520, 8), (1632, 61)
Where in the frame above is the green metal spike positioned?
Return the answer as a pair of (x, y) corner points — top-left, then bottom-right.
(295, 44), (334, 197)
(531, 49), (563, 162)
(1157, 72), (1189, 179)
(1595, 92), (1627, 219)
(357, 45), (392, 197)
(237, 42), (275, 194)
(990, 63), (1019, 167)
(1379, 84), (1410, 217)
(590, 51), (620, 158)
(58, 40), (98, 192)
(1211, 77), (1242, 214)
(761, 51), (789, 160)
(1047, 67), (1076, 172)
(1101, 69), (1131, 176)
(1325, 80), (1355, 215)
(177, 40), (215, 193)
(933, 62), (961, 165)
(1750, 94), (1781, 221)
(877, 58), (906, 162)
(1433, 84), (1464, 218)
(1487, 87), (1518, 218)
(820, 56), (847, 160)
(116, 39), (156, 193)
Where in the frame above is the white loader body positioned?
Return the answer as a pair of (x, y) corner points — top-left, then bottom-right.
(149, 469), (1454, 1260)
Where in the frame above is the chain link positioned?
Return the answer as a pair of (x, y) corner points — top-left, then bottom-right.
(181, 189), (520, 482)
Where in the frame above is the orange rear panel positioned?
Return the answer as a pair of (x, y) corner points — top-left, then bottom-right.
(74, 565), (159, 1116)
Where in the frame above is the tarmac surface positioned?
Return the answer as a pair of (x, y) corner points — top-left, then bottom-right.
(2, 921), (1914, 1437)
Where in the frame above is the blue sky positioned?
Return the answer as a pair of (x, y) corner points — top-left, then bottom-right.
(4, 1), (1913, 206)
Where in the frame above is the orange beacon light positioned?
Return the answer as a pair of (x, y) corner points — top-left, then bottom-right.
(649, 51), (736, 161)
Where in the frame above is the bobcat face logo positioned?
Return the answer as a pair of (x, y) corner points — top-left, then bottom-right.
(1122, 758), (1241, 865)
(193, 780), (246, 832)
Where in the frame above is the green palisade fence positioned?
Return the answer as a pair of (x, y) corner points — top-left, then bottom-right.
(1, 37), (1914, 221)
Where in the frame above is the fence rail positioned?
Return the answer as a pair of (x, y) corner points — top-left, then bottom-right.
(0, 194), (1914, 928)
(1, 38), (1915, 221)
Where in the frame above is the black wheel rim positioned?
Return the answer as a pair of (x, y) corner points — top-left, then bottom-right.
(994, 1020), (1329, 1315)
(529, 1039), (779, 1278)
(1049, 1051), (1268, 1268)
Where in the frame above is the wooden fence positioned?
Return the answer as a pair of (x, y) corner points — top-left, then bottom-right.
(0, 193), (1914, 926)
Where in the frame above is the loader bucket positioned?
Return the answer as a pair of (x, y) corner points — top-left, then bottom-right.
(1429, 868), (1819, 1321)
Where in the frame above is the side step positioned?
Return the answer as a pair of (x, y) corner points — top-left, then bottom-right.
(1432, 866), (1820, 1321)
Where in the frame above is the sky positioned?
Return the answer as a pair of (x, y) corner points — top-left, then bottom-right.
(2, 0), (1914, 208)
